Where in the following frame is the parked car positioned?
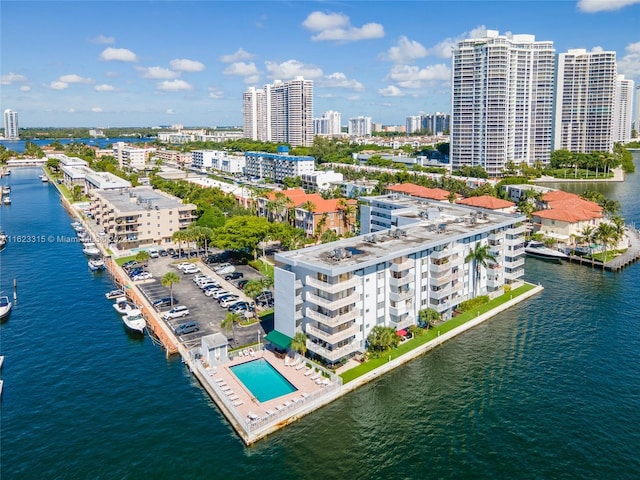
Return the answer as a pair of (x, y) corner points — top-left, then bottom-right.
(158, 248), (168, 257)
(211, 290), (231, 299)
(182, 265), (201, 274)
(167, 248), (176, 256)
(216, 265), (236, 276)
(204, 287), (224, 297)
(200, 282), (220, 291)
(174, 320), (199, 335)
(148, 248), (159, 258)
(224, 272), (244, 281)
(220, 296), (241, 308)
(237, 279), (249, 289)
(175, 262), (192, 271)
(161, 305), (190, 320)
(229, 301), (253, 312)
(132, 272), (153, 281)
(153, 297), (179, 309)
(122, 260), (138, 269)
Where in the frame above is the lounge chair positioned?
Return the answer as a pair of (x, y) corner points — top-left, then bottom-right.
(238, 350), (244, 357)
(303, 368), (314, 376)
(284, 356), (291, 366)
(247, 412), (259, 421)
(322, 378), (331, 386)
(315, 377), (325, 384)
(248, 348), (255, 357)
(300, 392), (309, 398)
(221, 386), (231, 392)
(310, 372), (321, 381)
(243, 349), (250, 357)
(283, 400), (292, 408)
(265, 409), (275, 416)
(225, 390), (236, 396)
(214, 378), (225, 384)
(275, 404), (285, 411)
(291, 396), (300, 403)
(232, 400), (244, 407)
(228, 394), (239, 401)
(295, 361), (306, 370)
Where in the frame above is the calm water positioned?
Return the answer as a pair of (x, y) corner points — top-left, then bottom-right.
(0, 137), (154, 153)
(1, 158), (639, 479)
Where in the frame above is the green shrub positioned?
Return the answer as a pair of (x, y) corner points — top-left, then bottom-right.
(458, 295), (489, 312)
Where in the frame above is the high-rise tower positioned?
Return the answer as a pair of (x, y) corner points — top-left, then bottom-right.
(3, 109), (19, 140)
(450, 30), (556, 176)
(613, 75), (635, 144)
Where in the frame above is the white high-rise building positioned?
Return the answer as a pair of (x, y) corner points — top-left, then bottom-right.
(3, 109), (19, 140)
(405, 116), (422, 134)
(614, 75), (635, 144)
(348, 116), (372, 136)
(242, 77), (313, 147)
(553, 48), (617, 153)
(314, 110), (342, 136)
(450, 30), (556, 176)
(635, 85), (640, 136)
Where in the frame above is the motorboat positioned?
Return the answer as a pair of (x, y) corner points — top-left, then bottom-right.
(41, 174), (49, 183)
(122, 309), (146, 333)
(105, 289), (125, 300)
(0, 296), (12, 320)
(113, 297), (136, 315)
(0, 355), (4, 369)
(2, 186), (10, 195)
(88, 258), (106, 271)
(0, 231), (6, 251)
(3, 196), (11, 205)
(82, 242), (101, 256)
(524, 241), (569, 262)
(72, 223), (84, 232)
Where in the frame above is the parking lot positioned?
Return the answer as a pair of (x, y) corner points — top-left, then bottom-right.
(131, 253), (269, 349)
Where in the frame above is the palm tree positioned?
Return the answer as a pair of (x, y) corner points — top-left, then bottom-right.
(291, 331), (308, 357)
(161, 271), (181, 306)
(418, 307), (440, 329)
(596, 222), (617, 269)
(135, 249), (150, 266)
(446, 190), (457, 204)
(579, 225), (596, 268)
(172, 230), (186, 256)
(464, 243), (497, 296)
(221, 312), (240, 341)
(337, 198), (357, 234)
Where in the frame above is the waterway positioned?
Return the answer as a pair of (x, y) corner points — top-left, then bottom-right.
(1, 156), (639, 479)
(0, 137), (154, 153)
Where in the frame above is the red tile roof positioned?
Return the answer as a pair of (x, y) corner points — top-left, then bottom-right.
(456, 195), (515, 210)
(386, 183), (450, 201)
(533, 191), (603, 223)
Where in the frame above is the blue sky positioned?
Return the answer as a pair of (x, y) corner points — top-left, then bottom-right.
(1, 0), (639, 128)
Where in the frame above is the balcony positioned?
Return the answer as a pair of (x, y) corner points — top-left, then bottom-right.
(431, 271), (451, 286)
(306, 323), (359, 345)
(429, 286), (451, 300)
(389, 301), (412, 317)
(486, 274), (502, 288)
(389, 315), (415, 331)
(294, 309), (303, 321)
(306, 275), (359, 294)
(306, 339), (360, 362)
(389, 288), (414, 302)
(506, 224), (526, 236)
(306, 291), (360, 311)
(430, 261), (451, 274)
(504, 257), (525, 268)
(488, 231), (505, 241)
(504, 269), (525, 280)
(390, 258), (413, 272)
(431, 249), (451, 260)
(389, 274), (413, 287)
(306, 307), (361, 328)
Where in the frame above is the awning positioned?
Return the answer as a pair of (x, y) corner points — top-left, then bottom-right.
(397, 329), (407, 336)
(264, 330), (292, 350)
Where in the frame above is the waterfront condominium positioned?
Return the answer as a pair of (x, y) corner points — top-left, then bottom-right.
(244, 146), (315, 184)
(273, 194), (526, 365)
(3, 109), (19, 140)
(348, 116), (373, 137)
(314, 110), (342, 136)
(450, 30), (556, 176)
(635, 85), (640, 134)
(553, 48), (617, 153)
(242, 77), (314, 147)
(89, 187), (196, 250)
(613, 75), (635, 144)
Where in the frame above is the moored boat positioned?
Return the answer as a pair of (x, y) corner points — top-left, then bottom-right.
(88, 258), (106, 271)
(0, 231), (6, 251)
(122, 309), (146, 333)
(3, 196), (11, 205)
(82, 242), (101, 256)
(2, 186), (10, 195)
(524, 241), (569, 262)
(113, 297), (136, 315)
(0, 296), (12, 320)
(105, 289), (125, 300)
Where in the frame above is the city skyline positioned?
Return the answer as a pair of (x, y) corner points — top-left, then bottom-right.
(1, 0), (639, 127)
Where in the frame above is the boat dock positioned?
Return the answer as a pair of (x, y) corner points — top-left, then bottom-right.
(567, 227), (640, 271)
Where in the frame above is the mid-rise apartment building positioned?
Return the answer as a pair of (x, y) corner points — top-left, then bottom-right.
(90, 187), (196, 249)
(245, 148), (315, 183)
(243, 77), (314, 147)
(314, 110), (342, 136)
(113, 142), (156, 170)
(348, 116), (373, 137)
(300, 170), (344, 192)
(553, 48), (617, 153)
(3, 109), (19, 140)
(451, 30), (556, 176)
(613, 75), (635, 144)
(274, 196), (526, 364)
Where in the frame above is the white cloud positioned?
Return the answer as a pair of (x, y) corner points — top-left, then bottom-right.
(170, 58), (205, 72)
(265, 60), (323, 80)
(208, 87), (224, 99)
(94, 84), (115, 92)
(379, 85), (404, 97)
(220, 48), (254, 63)
(618, 41), (640, 79)
(1, 72), (28, 85)
(99, 47), (138, 62)
(20, 86), (31, 92)
(59, 74), (92, 84)
(91, 107), (103, 113)
(166, 109), (175, 115)
(427, 25), (487, 58)
(318, 72), (364, 90)
(244, 75), (260, 84)
(577, 0), (640, 12)
(386, 64), (451, 88)
(347, 95), (361, 101)
(138, 66), (180, 79)
(381, 36), (427, 64)
(156, 79), (193, 91)
(67, 108), (75, 113)
(223, 62), (260, 77)
(91, 34), (115, 44)
(302, 11), (384, 42)
(49, 81), (69, 90)
(591, 46), (604, 53)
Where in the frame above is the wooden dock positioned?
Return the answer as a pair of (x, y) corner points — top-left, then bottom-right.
(567, 226), (640, 272)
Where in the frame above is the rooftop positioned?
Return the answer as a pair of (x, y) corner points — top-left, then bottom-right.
(95, 186), (195, 213)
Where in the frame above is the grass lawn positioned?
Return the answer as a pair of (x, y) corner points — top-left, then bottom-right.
(115, 255), (137, 266)
(340, 283), (537, 384)
(249, 258), (274, 281)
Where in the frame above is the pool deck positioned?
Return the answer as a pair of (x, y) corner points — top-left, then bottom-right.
(185, 282), (544, 445)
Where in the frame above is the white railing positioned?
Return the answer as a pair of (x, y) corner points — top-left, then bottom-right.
(306, 323), (359, 345)
(306, 291), (360, 311)
(389, 288), (414, 302)
(305, 275), (360, 294)
(390, 258), (413, 272)
(306, 340), (359, 362)
(389, 274), (413, 287)
(306, 307), (361, 328)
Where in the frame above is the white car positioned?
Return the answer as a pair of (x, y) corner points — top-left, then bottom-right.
(175, 262), (192, 271)
(161, 305), (190, 320)
(211, 290), (231, 299)
(216, 265), (236, 276)
(204, 287), (224, 297)
(182, 265), (201, 274)
(220, 296), (240, 308)
(132, 272), (153, 281)
(192, 274), (210, 283)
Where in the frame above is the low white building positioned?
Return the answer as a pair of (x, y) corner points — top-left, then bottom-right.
(274, 196), (527, 365)
(300, 170), (344, 192)
(245, 148), (315, 183)
(113, 142), (156, 170)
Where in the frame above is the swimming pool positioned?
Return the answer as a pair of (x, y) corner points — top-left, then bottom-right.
(230, 358), (297, 403)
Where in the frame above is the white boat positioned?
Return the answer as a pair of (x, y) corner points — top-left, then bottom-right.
(0, 296), (12, 320)
(88, 258), (106, 271)
(122, 309), (146, 333)
(0, 231), (6, 251)
(41, 174), (49, 183)
(113, 297), (136, 315)
(82, 243), (101, 256)
(2, 186), (10, 195)
(105, 289), (125, 300)
(0, 355), (4, 369)
(3, 196), (11, 205)
(525, 241), (569, 262)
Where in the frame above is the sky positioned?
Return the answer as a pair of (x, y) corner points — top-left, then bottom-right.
(1, 0), (639, 128)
